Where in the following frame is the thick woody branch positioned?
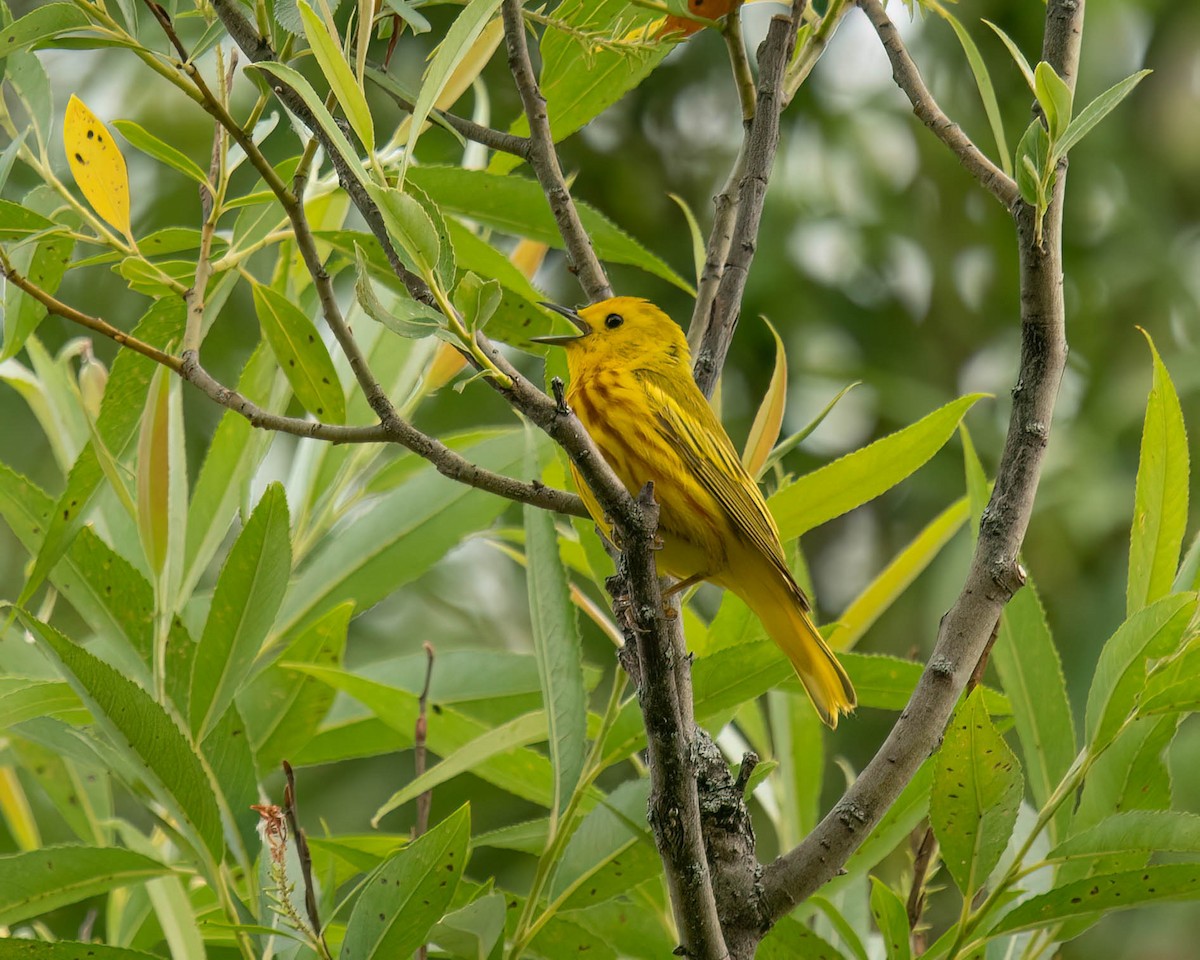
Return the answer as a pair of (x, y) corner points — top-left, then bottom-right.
(693, 3), (802, 397)
(759, 0), (1082, 923)
(501, 0), (612, 303)
(856, 0), (1021, 209)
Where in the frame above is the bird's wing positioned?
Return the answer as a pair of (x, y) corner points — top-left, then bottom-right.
(638, 369), (809, 610)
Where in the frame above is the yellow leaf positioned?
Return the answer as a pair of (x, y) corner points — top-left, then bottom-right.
(742, 317), (787, 476)
(64, 94), (131, 235)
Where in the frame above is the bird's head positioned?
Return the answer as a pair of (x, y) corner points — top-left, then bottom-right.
(532, 296), (691, 371)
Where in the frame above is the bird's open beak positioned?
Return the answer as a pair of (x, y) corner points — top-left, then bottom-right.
(531, 302), (591, 346)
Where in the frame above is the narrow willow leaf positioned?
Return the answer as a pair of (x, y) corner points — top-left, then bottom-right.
(252, 283), (346, 423)
(200, 703), (259, 862)
(982, 19), (1034, 92)
(1053, 70), (1152, 162)
(112, 119), (209, 185)
(249, 61), (371, 188)
(1085, 593), (1195, 749)
(135, 364), (171, 578)
(1127, 332), (1189, 615)
(0, 4), (90, 61)
(0, 678), (83, 727)
(869, 877), (912, 960)
(15, 613), (225, 859)
(1033, 61), (1073, 142)
(770, 394), (985, 539)
(407, 166), (692, 292)
(994, 864), (1200, 935)
(429, 892), (506, 960)
(993, 577), (1075, 843)
(524, 499), (587, 819)
(364, 182), (440, 276)
(373, 711), (547, 824)
(668, 192), (706, 286)
(1014, 120), (1048, 209)
(931, 687), (1023, 899)
(275, 430), (539, 640)
(297, 0), (374, 152)
(743, 317), (787, 476)
(339, 806), (469, 960)
(189, 483), (292, 739)
(18, 300), (185, 608)
(453, 271), (502, 333)
(0, 846), (169, 927)
(1048, 811), (1200, 862)
(825, 496), (967, 652)
(399, 0), (503, 181)
(355, 246), (442, 338)
(760, 382), (861, 476)
(1140, 638), (1200, 714)
(935, 6), (1010, 176)
(0, 199), (54, 239)
(63, 94), (130, 234)
(1, 231), (72, 360)
(239, 601), (351, 776)
(758, 915), (847, 960)
(768, 689), (823, 842)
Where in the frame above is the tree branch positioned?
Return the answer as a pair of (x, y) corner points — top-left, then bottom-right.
(856, 0), (1021, 209)
(501, 0), (612, 303)
(371, 79), (533, 160)
(693, 2), (803, 397)
(758, 0), (1083, 923)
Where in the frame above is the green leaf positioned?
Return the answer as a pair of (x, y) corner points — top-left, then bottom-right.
(930, 687), (1023, 899)
(1048, 811), (1200, 862)
(339, 805), (469, 960)
(18, 299), (185, 608)
(1054, 70), (1152, 163)
(1072, 714), (1176, 837)
(135, 364), (172, 578)
(2, 231), (73, 360)
(183, 343), (282, 598)
(400, 0), (502, 181)
(993, 864), (1200, 935)
(0, 199), (55, 239)
(758, 915), (847, 960)
(406, 166), (692, 292)
(490, 0), (669, 176)
(249, 60), (370, 188)
(1034, 60), (1073, 142)
(993, 577), (1075, 843)
(275, 430), (542, 641)
(16, 612), (225, 860)
(760, 382), (861, 476)
(0, 677), (83, 727)
(524, 498), (587, 819)
(200, 702), (259, 862)
(0, 4), (90, 61)
(869, 877), (912, 960)
(767, 690), (823, 842)
(372, 710), (548, 824)
(0, 846), (170, 927)
(1127, 332), (1189, 615)
(982, 19), (1034, 93)
(454, 271), (503, 333)
(825, 496), (968, 652)
(472, 818), (549, 855)
(112, 119), (210, 185)
(189, 482), (291, 739)
(769, 395), (985, 539)
(1014, 119), (1049, 208)
(550, 780), (658, 911)
(0, 943), (164, 960)
(355, 246), (444, 338)
(252, 283), (346, 423)
(1084, 593), (1195, 749)
(365, 182), (441, 276)
(429, 892), (507, 960)
(239, 601), (351, 776)
(934, 7), (1010, 176)
(743, 317), (787, 476)
(297, 0), (374, 152)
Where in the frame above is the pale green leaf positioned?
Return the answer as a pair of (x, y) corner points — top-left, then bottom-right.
(934, 7), (1010, 176)
(113, 119), (210, 186)
(1048, 811), (1200, 862)
(869, 877), (912, 960)
(0, 4), (90, 62)
(1034, 60), (1073, 142)
(252, 283), (346, 423)
(298, 0), (374, 152)
(1054, 70), (1152, 163)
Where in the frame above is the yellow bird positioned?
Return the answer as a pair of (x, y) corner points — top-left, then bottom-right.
(534, 297), (856, 726)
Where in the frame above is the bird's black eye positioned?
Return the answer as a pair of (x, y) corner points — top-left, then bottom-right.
(605, 313), (624, 329)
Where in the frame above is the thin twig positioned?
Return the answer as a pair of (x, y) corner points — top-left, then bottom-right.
(856, 0), (1020, 209)
(501, 0), (612, 302)
(372, 80), (533, 160)
(723, 0), (755, 121)
(906, 825), (937, 953)
(758, 0), (1083, 924)
(693, 2), (804, 397)
(282, 761), (328, 958)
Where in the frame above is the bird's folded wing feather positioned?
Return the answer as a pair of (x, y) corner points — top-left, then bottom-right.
(639, 370), (809, 609)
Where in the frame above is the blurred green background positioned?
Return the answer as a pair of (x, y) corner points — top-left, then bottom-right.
(2, 0), (1198, 955)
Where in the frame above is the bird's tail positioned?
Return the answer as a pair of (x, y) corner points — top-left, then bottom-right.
(736, 579), (856, 728)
